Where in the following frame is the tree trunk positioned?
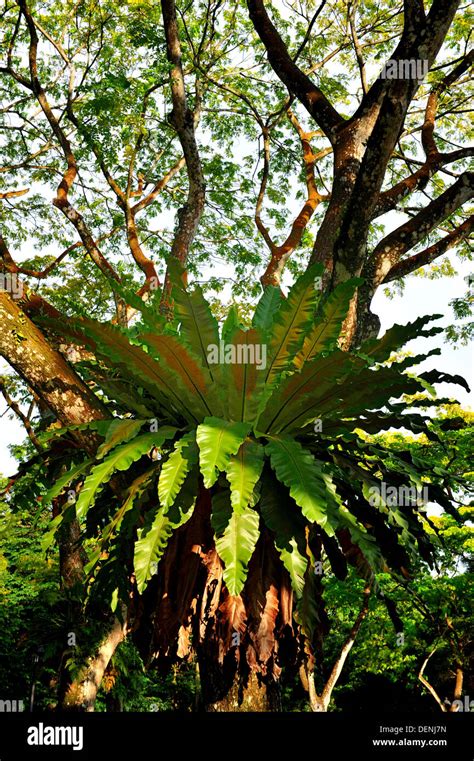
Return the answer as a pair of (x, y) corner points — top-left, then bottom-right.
(137, 485), (291, 712)
(301, 585), (372, 712)
(201, 667), (281, 712)
(60, 614), (127, 712)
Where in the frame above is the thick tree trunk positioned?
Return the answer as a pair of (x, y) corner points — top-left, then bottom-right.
(138, 485), (292, 712)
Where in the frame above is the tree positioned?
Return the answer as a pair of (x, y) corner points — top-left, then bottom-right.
(0, 0), (472, 709)
(16, 269), (469, 710)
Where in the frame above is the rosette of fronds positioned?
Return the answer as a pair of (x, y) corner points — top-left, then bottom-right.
(36, 263), (468, 649)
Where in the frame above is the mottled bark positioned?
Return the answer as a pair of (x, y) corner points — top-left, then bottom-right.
(160, 0), (205, 313)
(0, 291), (106, 430)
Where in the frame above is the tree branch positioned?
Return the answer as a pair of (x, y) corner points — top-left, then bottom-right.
(418, 647), (447, 712)
(246, 0), (344, 144)
(0, 188), (29, 199)
(422, 50), (474, 160)
(374, 147), (474, 218)
(383, 215), (474, 282)
(18, 0), (123, 306)
(321, 584), (371, 706)
(348, 0), (368, 96)
(255, 127), (275, 253)
(0, 378), (42, 452)
(0, 228), (120, 280)
(161, 0), (206, 266)
(260, 110), (329, 286)
(371, 172), (474, 285)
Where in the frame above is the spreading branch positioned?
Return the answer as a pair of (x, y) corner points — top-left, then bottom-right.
(161, 0), (206, 269)
(371, 172), (474, 285)
(304, 584), (372, 711)
(0, 378), (42, 452)
(246, 0), (344, 144)
(383, 215), (474, 282)
(18, 0), (124, 308)
(257, 110), (330, 286)
(0, 188), (29, 199)
(418, 648), (447, 712)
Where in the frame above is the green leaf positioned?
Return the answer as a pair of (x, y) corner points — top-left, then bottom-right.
(40, 317), (199, 423)
(266, 436), (336, 532)
(158, 431), (198, 509)
(295, 278), (363, 366)
(260, 473), (307, 597)
(265, 264), (325, 384)
(39, 419), (117, 445)
(104, 273), (165, 332)
(418, 369), (470, 394)
(196, 417), (250, 488)
(280, 539), (308, 599)
(227, 439), (265, 512)
(41, 513), (65, 552)
(100, 466), (158, 551)
(166, 465), (199, 527)
(76, 428), (177, 520)
(223, 327), (267, 422)
(43, 458), (93, 504)
(140, 332), (219, 417)
(172, 280), (220, 382)
(329, 504), (382, 572)
(96, 419), (146, 459)
(222, 305), (242, 342)
(134, 506), (174, 593)
(359, 314), (443, 364)
(252, 286), (284, 335)
(215, 505), (260, 595)
(258, 349), (364, 433)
